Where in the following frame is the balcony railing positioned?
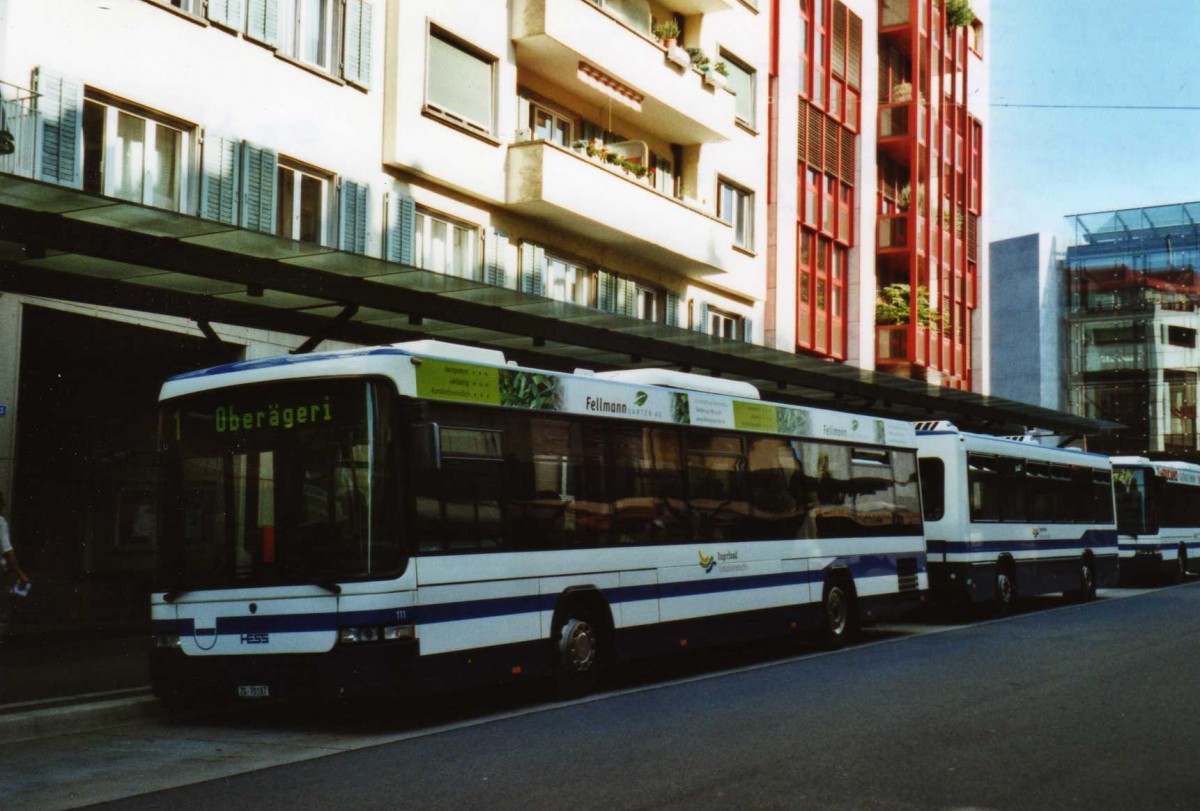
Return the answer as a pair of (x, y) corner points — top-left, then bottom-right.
(878, 213), (909, 250)
(0, 83), (41, 180)
(879, 102), (910, 138)
(506, 139), (737, 275)
(881, 0), (911, 28)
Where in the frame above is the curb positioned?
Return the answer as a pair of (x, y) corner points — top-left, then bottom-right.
(0, 689), (162, 745)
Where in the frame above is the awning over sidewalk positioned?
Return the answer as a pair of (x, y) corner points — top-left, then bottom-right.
(0, 172), (1118, 436)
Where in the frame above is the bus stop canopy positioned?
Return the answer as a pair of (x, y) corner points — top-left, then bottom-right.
(0, 172), (1119, 437)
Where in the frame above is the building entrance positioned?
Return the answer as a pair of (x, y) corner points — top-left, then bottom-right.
(12, 306), (240, 635)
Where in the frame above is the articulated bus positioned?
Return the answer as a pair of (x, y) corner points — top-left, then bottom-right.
(915, 423), (1118, 610)
(1111, 457), (1200, 582)
(150, 340), (927, 702)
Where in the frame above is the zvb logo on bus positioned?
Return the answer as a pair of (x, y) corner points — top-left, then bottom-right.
(240, 633), (270, 645)
(697, 550), (740, 574)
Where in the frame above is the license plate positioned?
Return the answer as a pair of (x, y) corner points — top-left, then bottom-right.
(237, 685), (270, 699)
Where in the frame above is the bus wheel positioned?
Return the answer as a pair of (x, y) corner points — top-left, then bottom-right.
(1168, 546), (1187, 585)
(821, 580), (857, 648)
(554, 612), (600, 697)
(994, 567), (1016, 614)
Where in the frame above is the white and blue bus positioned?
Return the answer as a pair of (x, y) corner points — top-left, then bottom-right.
(915, 423), (1118, 610)
(150, 340), (927, 701)
(1111, 457), (1200, 583)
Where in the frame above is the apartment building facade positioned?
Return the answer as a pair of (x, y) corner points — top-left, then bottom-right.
(0, 0), (989, 632)
(1066, 203), (1200, 457)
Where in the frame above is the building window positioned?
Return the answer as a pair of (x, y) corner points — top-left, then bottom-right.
(969, 20), (984, 56)
(708, 307), (741, 340)
(530, 102), (574, 147)
(635, 284), (658, 321)
(278, 0), (338, 70)
(277, 160), (331, 244)
(415, 209), (479, 280)
(81, 97), (191, 212)
(718, 179), (754, 250)
(546, 254), (590, 306)
(721, 51), (756, 128)
(426, 27), (495, 137)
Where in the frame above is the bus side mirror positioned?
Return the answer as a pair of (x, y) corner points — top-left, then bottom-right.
(410, 422), (441, 471)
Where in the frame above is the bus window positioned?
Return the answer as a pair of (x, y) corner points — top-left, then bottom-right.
(686, 433), (749, 541)
(892, 451), (923, 531)
(1093, 470), (1114, 524)
(746, 437), (805, 540)
(1114, 468), (1151, 535)
(968, 453), (1002, 522)
(610, 426), (686, 544)
(417, 424), (505, 553)
(1027, 462), (1054, 523)
(917, 458), (945, 521)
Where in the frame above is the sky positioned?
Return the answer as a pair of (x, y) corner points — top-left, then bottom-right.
(989, 0), (1200, 244)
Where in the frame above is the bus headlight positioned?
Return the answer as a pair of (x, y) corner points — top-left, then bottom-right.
(338, 624), (415, 644)
(154, 634), (181, 649)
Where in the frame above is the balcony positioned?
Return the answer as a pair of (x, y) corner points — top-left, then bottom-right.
(506, 140), (737, 275)
(511, 0), (736, 145)
(876, 324), (930, 366)
(1082, 344), (1154, 373)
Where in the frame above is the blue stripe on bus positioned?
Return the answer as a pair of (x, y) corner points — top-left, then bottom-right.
(928, 530), (1117, 556)
(154, 553), (923, 636)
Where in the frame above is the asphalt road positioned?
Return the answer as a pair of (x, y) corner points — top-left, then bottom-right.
(10, 584), (1200, 810)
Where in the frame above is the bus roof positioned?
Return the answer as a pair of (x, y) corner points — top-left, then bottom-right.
(161, 341), (919, 448)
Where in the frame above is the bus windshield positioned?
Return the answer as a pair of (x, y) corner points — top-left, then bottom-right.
(156, 379), (397, 591)
(1114, 467), (1154, 536)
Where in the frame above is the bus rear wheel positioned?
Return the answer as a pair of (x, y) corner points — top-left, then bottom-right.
(821, 580), (858, 648)
(554, 612), (601, 697)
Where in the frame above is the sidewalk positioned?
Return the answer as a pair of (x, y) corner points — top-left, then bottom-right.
(1, 631), (158, 743)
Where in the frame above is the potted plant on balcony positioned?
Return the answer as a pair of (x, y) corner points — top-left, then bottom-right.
(705, 61), (730, 89)
(896, 184), (911, 211)
(876, 283), (935, 327)
(653, 19), (680, 49)
(945, 0), (974, 28)
(891, 81), (912, 103)
(687, 47), (709, 73)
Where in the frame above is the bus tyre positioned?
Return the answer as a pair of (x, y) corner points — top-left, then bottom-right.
(554, 612), (600, 697)
(994, 567), (1016, 615)
(1177, 546), (1188, 581)
(821, 581), (857, 648)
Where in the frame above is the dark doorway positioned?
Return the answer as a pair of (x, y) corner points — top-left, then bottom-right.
(12, 306), (241, 632)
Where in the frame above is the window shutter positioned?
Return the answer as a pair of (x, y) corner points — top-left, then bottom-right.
(199, 132), (240, 225)
(386, 192), (416, 264)
(824, 117), (838, 174)
(694, 301), (709, 333)
(618, 278), (636, 317)
(245, 0), (280, 48)
(839, 128), (855, 184)
(807, 103), (822, 165)
(338, 179), (370, 254)
(207, 0), (246, 29)
(831, 2), (846, 79)
(239, 142), (278, 233)
(665, 292), (681, 327)
(483, 228), (508, 287)
(597, 270), (617, 312)
(32, 68), (84, 189)
(342, 0), (373, 89)
(847, 12), (863, 90)
(797, 102), (807, 161)
(742, 317), (754, 344)
(520, 242), (544, 296)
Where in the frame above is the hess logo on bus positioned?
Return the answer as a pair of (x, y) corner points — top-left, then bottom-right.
(240, 633), (270, 645)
